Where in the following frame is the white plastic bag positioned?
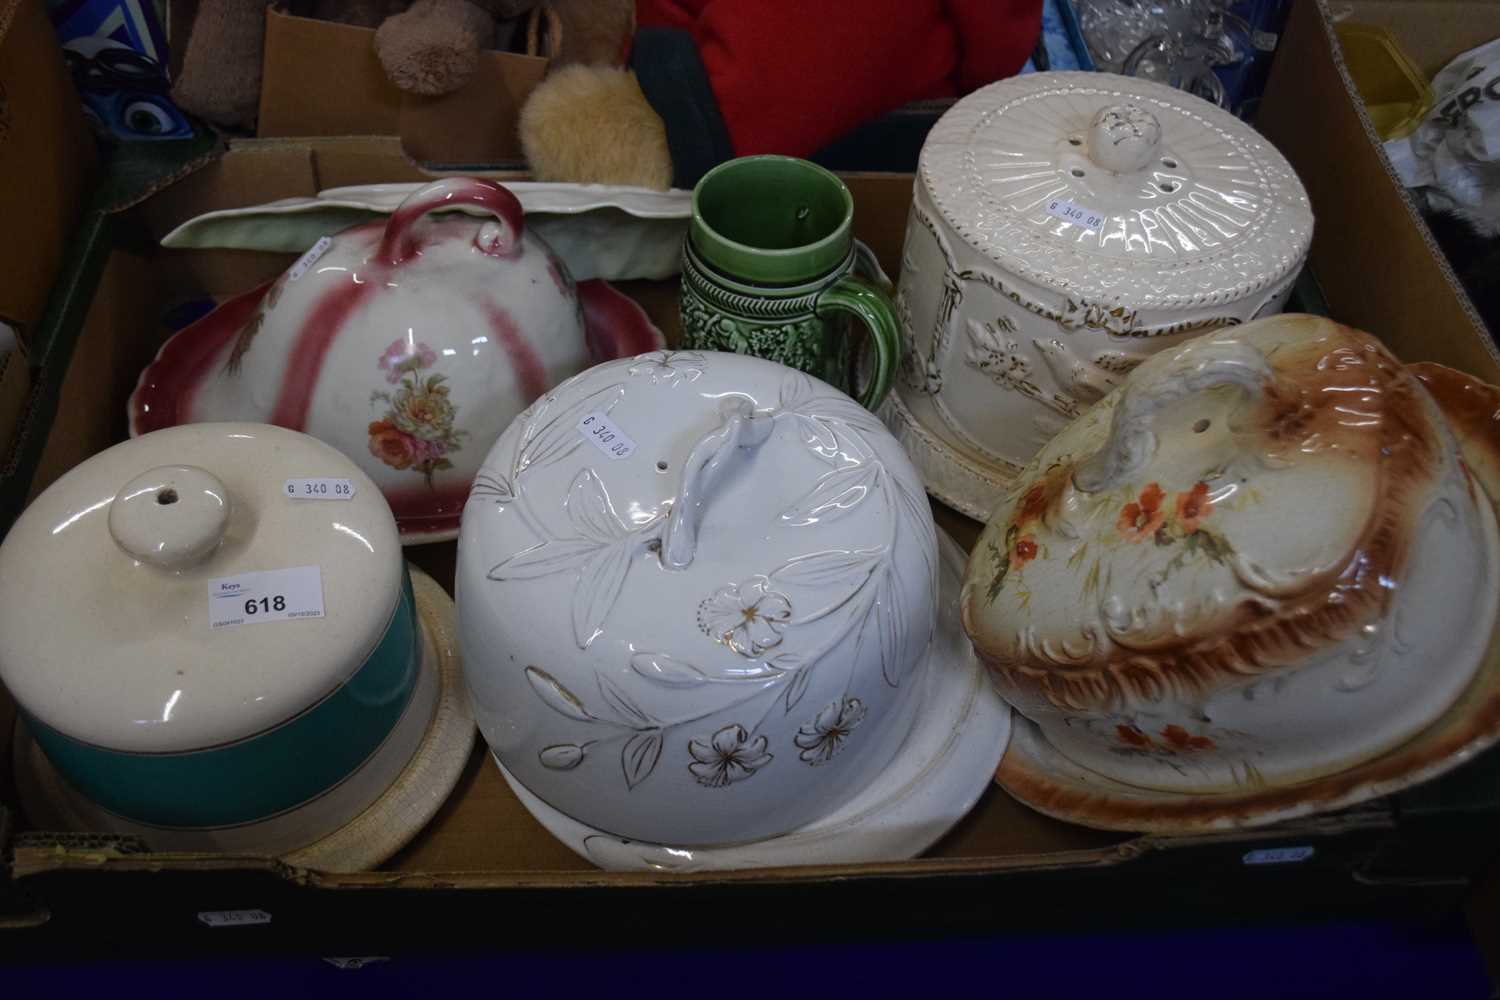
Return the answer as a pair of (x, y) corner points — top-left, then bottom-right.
(1386, 36), (1500, 235)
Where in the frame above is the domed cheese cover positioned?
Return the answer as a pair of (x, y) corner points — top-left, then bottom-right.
(886, 71), (1315, 522)
(457, 351), (939, 845)
(961, 314), (1500, 792)
(0, 424), (405, 755)
(135, 178), (601, 543)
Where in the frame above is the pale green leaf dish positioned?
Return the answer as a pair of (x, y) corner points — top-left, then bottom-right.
(161, 182), (693, 283)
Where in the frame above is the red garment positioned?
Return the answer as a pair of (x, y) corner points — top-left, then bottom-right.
(636, 0), (1041, 157)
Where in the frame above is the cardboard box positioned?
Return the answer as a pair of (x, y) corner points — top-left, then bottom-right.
(1257, 0), (1500, 382)
(0, 346), (28, 474)
(0, 0), (96, 347)
(0, 0), (95, 518)
(0, 135), (1493, 954)
(256, 6), (549, 166)
(9, 0), (1500, 947)
(1263, 0), (1500, 979)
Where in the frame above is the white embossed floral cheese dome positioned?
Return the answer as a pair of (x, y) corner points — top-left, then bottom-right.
(457, 351), (944, 848)
(962, 314), (1500, 806)
(884, 71), (1313, 520)
(0, 424), (473, 867)
(131, 178), (661, 544)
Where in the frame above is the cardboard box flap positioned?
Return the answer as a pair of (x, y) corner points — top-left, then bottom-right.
(302, 135), (431, 189)
(0, 0), (97, 342)
(5, 797), (1397, 889)
(1333, 0), (1500, 75)
(395, 51), (547, 167)
(257, 7), (548, 165)
(257, 9), (406, 138)
(1259, 0), (1500, 382)
(0, 344), (29, 473)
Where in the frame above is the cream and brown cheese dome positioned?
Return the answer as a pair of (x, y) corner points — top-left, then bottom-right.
(961, 314), (1500, 793)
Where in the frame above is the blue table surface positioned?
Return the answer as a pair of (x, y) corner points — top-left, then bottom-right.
(2, 919), (1491, 999)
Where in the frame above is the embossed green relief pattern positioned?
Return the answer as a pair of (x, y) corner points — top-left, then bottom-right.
(680, 275), (828, 376)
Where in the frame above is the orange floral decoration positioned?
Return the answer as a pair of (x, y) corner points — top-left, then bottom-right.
(1115, 483), (1166, 541)
(1160, 724), (1215, 751)
(1014, 535), (1038, 564)
(1174, 481), (1213, 534)
(1115, 724), (1153, 749)
(367, 419), (416, 470)
(1015, 482), (1050, 525)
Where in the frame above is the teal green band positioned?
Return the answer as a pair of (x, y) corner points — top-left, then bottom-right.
(28, 570), (421, 829)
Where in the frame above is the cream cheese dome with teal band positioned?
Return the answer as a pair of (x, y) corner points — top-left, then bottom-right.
(0, 423), (438, 856)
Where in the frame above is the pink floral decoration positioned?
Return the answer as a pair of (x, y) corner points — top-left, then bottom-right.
(378, 338), (439, 384)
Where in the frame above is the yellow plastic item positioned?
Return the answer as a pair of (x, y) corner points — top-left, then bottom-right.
(1336, 22), (1434, 140)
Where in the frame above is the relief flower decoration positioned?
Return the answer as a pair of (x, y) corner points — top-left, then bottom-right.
(629, 350), (705, 386)
(369, 338), (465, 486)
(1059, 298), (1138, 336)
(1115, 483), (1166, 542)
(965, 317), (1037, 393)
(697, 576), (793, 657)
(688, 724), (773, 788)
(794, 697), (867, 765)
(1013, 535), (1038, 565)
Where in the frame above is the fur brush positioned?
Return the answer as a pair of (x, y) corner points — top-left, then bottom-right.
(519, 64), (673, 189)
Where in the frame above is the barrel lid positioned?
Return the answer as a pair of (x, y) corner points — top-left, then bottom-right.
(919, 71), (1312, 309)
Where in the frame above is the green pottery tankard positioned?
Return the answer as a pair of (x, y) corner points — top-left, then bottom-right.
(679, 156), (901, 409)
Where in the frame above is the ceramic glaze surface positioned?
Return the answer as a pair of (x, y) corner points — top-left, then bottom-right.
(457, 351), (939, 845)
(490, 531), (1010, 871)
(961, 315), (1500, 793)
(995, 362), (1500, 832)
(161, 181), (693, 283)
(679, 157), (901, 410)
(154, 178), (596, 541)
(679, 241), (899, 410)
(0, 423), (404, 755)
(12, 567), (465, 861)
(887, 71), (1313, 519)
(22, 571), (419, 827)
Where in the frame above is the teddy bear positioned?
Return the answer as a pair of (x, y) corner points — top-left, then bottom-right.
(170, 0), (632, 130)
(369, 0), (537, 97)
